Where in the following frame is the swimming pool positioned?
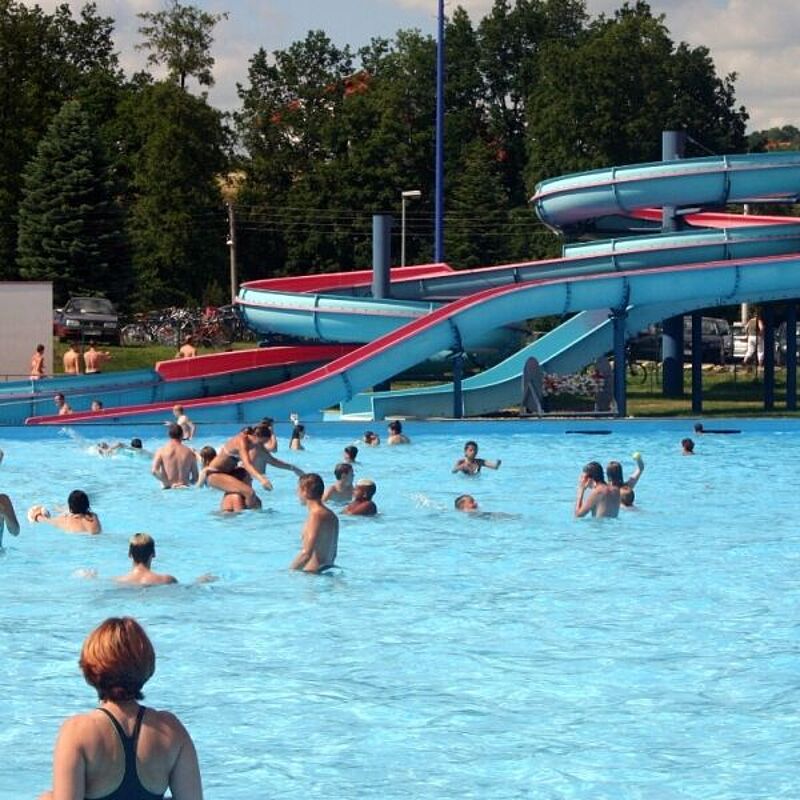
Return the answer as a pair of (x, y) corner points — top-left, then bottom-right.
(3, 419), (798, 798)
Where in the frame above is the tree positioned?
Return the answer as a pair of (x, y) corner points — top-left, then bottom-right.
(0, 1), (121, 278)
(137, 0), (228, 91)
(17, 100), (126, 305)
(119, 81), (227, 309)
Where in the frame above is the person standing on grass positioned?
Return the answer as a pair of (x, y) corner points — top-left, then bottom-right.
(63, 343), (81, 375)
(84, 343), (111, 374)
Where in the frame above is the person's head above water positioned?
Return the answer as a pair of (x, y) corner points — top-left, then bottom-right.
(167, 423), (183, 441)
(619, 486), (635, 507)
(681, 437), (695, 453)
(582, 461), (605, 483)
(355, 478), (376, 499)
(344, 445), (358, 461)
(387, 420), (403, 434)
(130, 438), (142, 450)
(455, 494), (479, 512)
(79, 616), (155, 702)
(68, 489), (92, 515)
(128, 533), (155, 565)
(298, 472), (324, 501)
(334, 462), (353, 480)
(605, 461), (623, 486)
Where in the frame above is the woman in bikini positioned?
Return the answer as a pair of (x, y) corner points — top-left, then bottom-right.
(28, 489), (101, 534)
(37, 616), (202, 800)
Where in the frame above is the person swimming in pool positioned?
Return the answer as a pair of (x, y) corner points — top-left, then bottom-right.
(386, 420), (410, 445)
(452, 441), (501, 475)
(28, 489), (101, 534)
(682, 437), (695, 455)
(115, 533), (177, 586)
(606, 453), (644, 491)
(575, 461), (619, 519)
(0, 492), (20, 547)
(454, 494), (479, 512)
(344, 478), (377, 516)
(290, 473), (339, 574)
(151, 424), (197, 488)
(322, 462), (355, 504)
(619, 485), (638, 510)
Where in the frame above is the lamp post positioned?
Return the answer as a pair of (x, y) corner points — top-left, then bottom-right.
(400, 189), (421, 267)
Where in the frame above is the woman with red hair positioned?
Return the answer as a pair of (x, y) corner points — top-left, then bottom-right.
(39, 617), (202, 799)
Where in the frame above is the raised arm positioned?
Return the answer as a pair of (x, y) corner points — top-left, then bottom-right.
(263, 450), (304, 477)
(574, 475), (598, 518)
(627, 454), (644, 489)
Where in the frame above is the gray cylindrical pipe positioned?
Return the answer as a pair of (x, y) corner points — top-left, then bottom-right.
(372, 214), (393, 299)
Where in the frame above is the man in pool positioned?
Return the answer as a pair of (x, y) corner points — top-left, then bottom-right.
(53, 393), (72, 415)
(115, 533), (177, 586)
(344, 478), (377, 516)
(387, 420), (410, 445)
(575, 461), (620, 518)
(290, 473), (339, 573)
(682, 438), (695, 455)
(152, 423), (198, 488)
(0, 492), (20, 547)
(455, 494), (479, 512)
(322, 462), (355, 504)
(452, 441), (501, 475)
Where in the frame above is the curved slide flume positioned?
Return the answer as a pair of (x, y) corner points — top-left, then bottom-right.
(26, 150), (800, 424)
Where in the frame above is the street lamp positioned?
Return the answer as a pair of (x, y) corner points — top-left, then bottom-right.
(401, 189), (422, 267)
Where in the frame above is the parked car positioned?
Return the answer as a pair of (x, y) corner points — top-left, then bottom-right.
(628, 316), (733, 364)
(53, 296), (119, 344)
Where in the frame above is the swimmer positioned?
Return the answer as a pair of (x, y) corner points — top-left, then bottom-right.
(53, 393), (72, 416)
(220, 492), (247, 513)
(575, 461), (619, 519)
(682, 437), (695, 455)
(606, 452), (644, 490)
(98, 438), (150, 457)
(0, 492), (20, 547)
(344, 478), (377, 516)
(257, 417), (278, 452)
(114, 533), (177, 586)
(362, 430), (380, 446)
(619, 486), (638, 510)
(171, 404), (195, 440)
(454, 494), (479, 512)
(90, 399), (103, 412)
(289, 423), (305, 451)
(322, 462), (355, 504)
(386, 420), (410, 445)
(452, 440), (501, 475)
(151, 424), (198, 488)
(28, 489), (101, 534)
(290, 473), (339, 573)
(343, 445), (358, 464)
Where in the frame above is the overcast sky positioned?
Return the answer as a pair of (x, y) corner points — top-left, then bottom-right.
(21, 0), (800, 132)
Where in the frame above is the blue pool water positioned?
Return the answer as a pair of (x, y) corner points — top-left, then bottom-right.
(2, 419), (799, 798)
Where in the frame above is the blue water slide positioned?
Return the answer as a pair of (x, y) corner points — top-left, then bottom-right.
(27, 151), (800, 425)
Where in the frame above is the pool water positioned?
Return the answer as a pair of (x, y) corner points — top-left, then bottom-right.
(2, 420), (799, 798)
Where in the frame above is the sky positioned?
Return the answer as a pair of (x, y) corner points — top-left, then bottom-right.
(20, 0), (800, 132)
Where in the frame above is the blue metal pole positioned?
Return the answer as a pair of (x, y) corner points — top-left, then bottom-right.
(434, 0), (445, 263)
(612, 311), (627, 417)
(661, 131), (687, 397)
(372, 214), (392, 299)
(787, 304), (797, 410)
(691, 312), (702, 413)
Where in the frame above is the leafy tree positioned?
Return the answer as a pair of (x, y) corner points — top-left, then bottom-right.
(137, 0), (228, 91)
(0, 1), (121, 278)
(119, 81), (227, 309)
(17, 100), (126, 305)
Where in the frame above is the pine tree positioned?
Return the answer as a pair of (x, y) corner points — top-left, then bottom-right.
(17, 99), (126, 305)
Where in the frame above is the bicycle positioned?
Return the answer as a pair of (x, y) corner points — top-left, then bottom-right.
(625, 345), (649, 385)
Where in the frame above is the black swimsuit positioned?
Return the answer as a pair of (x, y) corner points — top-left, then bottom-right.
(92, 707), (164, 800)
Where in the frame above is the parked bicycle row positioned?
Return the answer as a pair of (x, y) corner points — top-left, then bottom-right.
(120, 305), (256, 348)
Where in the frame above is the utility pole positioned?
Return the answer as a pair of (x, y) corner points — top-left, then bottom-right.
(227, 202), (238, 304)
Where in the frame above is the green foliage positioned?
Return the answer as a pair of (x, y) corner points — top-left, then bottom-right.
(17, 100), (127, 305)
(136, 0), (228, 91)
(118, 82), (227, 310)
(0, 1), (121, 278)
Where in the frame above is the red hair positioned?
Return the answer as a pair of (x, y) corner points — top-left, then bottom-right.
(79, 617), (155, 701)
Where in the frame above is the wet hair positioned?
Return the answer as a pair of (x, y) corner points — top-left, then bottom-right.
(54, 393), (65, 404)
(693, 423), (704, 433)
(128, 533), (155, 564)
(334, 462), (353, 480)
(455, 494), (474, 510)
(464, 440), (478, 452)
(91, 399), (103, 411)
(682, 438), (695, 452)
(582, 461), (605, 483)
(68, 489), (91, 515)
(290, 424), (305, 440)
(606, 461), (623, 487)
(79, 617), (155, 702)
(388, 420), (403, 434)
(620, 486), (635, 507)
(253, 422), (273, 439)
(344, 445), (358, 461)
(130, 438), (142, 449)
(167, 423), (183, 441)
(199, 445), (216, 466)
(299, 472), (324, 500)
(363, 430), (377, 442)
